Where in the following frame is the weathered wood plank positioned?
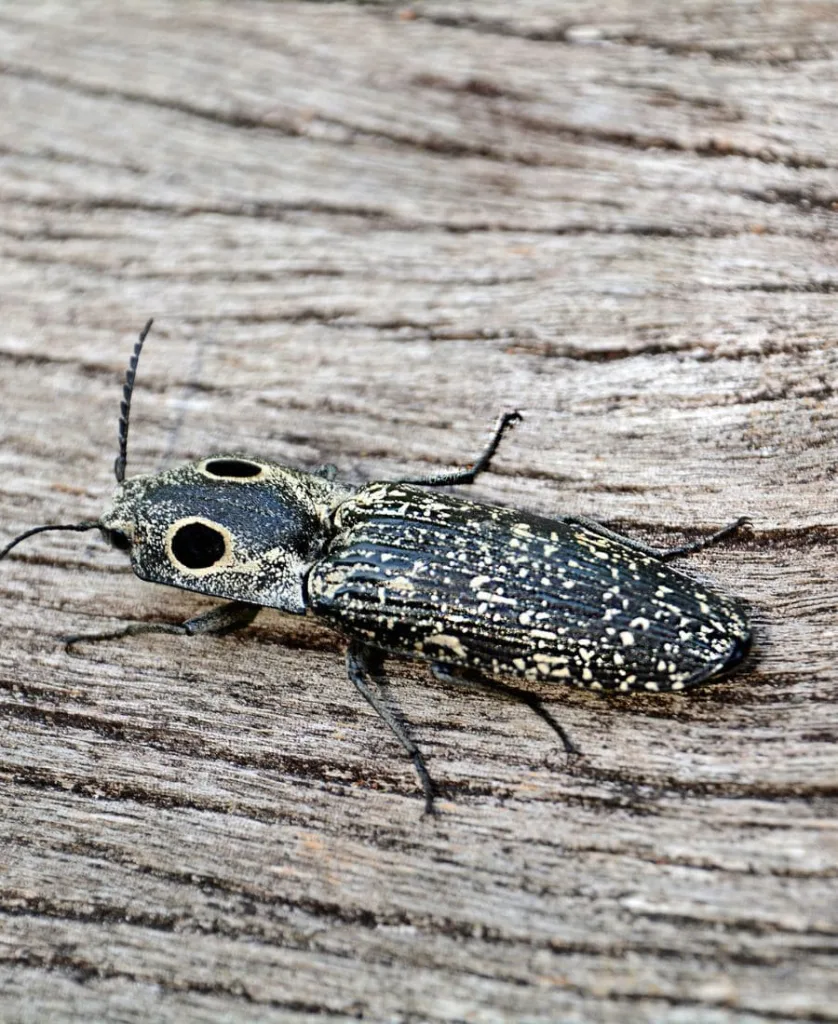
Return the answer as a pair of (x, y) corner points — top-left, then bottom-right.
(0, 2), (836, 1022)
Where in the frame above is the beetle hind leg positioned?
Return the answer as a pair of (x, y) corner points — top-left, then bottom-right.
(430, 663), (581, 757)
(346, 641), (437, 814)
(568, 514), (751, 563)
(657, 516), (751, 562)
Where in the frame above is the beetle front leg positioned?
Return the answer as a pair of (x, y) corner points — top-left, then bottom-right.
(63, 600), (260, 653)
(396, 410), (522, 488)
(346, 641), (437, 815)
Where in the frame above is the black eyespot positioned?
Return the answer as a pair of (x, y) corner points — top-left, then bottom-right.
(204, 459), (262, 478)
(105, 529), (131, 551)
(170, 521), (227, 570)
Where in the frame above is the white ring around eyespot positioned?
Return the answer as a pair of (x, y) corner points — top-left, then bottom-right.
(197, 458), (267, 482)
(164, 516), (235, 576)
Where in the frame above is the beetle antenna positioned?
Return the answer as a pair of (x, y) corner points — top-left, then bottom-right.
(0, 521), (100, 562)
(114, 318), (154, 483)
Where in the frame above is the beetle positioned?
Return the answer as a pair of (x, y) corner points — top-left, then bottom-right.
(1, 321), (752, 811)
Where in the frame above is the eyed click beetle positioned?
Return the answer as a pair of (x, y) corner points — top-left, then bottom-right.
(1, 321), (752, 812)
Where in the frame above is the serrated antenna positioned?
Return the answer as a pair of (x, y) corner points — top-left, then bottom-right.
(114, 318), (153, 483)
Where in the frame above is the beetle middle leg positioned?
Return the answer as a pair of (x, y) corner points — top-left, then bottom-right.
(430, 662), (581, 757)
(396, 411), (521, 488)
(64, 600), (260, 652)
(346, 641), (437, 814)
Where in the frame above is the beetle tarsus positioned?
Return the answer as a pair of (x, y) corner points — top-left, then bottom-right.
(63, 600), (260, 652)
(658, 516), (752, 562)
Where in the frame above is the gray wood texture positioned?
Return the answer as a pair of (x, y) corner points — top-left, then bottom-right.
(1, 2), (836, 1021)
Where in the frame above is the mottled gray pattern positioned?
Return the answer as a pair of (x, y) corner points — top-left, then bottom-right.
(309, 483), (751, 692)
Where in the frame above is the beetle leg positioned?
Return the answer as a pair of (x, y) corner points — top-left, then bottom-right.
(430, 662), (581, 756)
(396, 410), (522, 488)
(656, 516), (751, 562)
(63, 600), (260, 653)
(568, 514), (750, 562)
(346, 641), (437, 814)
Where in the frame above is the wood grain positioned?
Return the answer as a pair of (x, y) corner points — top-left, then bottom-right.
(0, 2), (836, 1021)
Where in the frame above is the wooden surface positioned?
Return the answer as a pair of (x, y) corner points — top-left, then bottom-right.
(1, 2), (836, 1021)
